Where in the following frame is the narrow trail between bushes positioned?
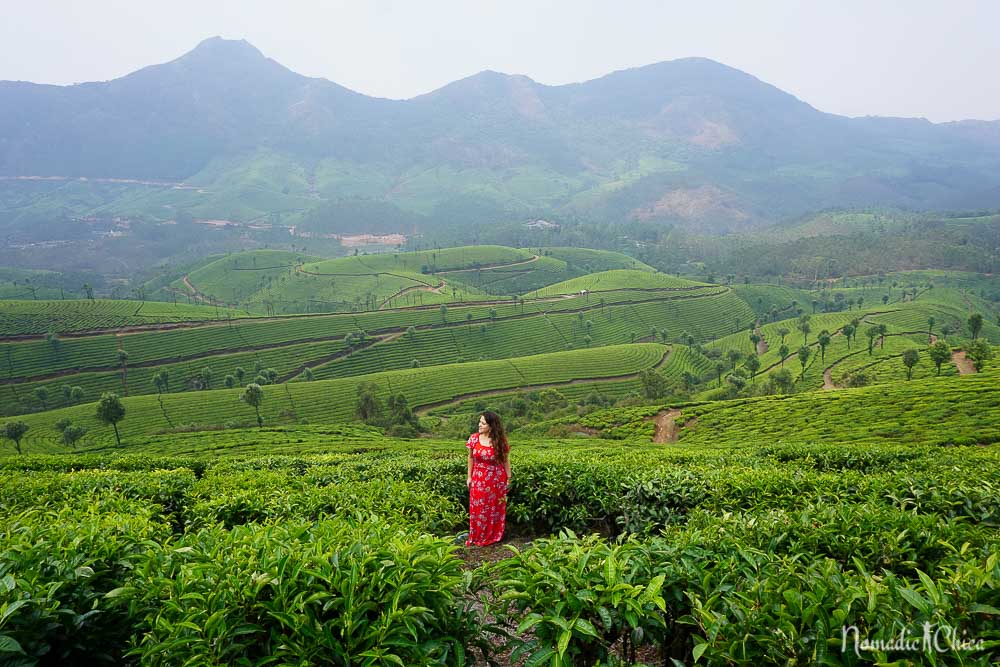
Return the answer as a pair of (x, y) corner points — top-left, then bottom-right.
(455, 536), (535, 570)
(929, 332), (980, 377)
(952, 350), (977, 375)
(651, 409), (682, 443)
(180, 275), (229, 307)
(377, 281), (446, 310)
(430, 255), (541, 274)
(754, 325), (769, 356)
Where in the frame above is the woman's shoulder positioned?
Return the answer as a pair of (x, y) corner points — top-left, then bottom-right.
(466, 432), (480, 447)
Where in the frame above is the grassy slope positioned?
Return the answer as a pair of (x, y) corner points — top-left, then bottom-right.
(525, 270), (708, 297)
(0, 300), (247, 336)
(674, 366), (999, 448)
(171, 250), (323, 304)
(6, 344), (668, 453)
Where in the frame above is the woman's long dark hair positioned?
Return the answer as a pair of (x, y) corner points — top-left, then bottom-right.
(481, 411), (509, 464)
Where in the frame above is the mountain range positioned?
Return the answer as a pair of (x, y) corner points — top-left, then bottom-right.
(2, 36), (999, 233)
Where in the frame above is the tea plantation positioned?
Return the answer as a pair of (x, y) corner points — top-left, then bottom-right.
(1, 260), (998, 665)
(1, 368), (998, 665)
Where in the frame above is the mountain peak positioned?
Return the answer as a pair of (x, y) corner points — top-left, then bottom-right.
(178, 36), (267, 63)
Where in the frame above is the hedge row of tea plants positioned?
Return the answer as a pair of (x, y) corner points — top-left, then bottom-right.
(2, 435), (998, 665)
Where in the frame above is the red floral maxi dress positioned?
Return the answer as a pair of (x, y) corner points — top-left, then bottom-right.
(466, 432), (508, 546)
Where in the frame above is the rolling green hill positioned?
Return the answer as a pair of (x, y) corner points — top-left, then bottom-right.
(0, 299), (246, 336)
(6, 343), (668, 453)
(166, 249), (322, 305)
(525, 269), (707, 296)
(168, 246), (665, 314)
(1, 282), (753, 416)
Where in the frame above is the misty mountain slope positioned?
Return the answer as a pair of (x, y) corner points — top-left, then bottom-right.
(2, 36), (999, 232)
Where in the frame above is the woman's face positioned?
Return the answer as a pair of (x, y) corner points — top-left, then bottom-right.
(478, 415), (489, 434)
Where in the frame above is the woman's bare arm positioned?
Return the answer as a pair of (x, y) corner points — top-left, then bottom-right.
(467, 449), (473, 487)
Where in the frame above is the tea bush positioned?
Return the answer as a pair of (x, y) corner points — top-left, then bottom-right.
(0, 504), (170, 664)
(124, 518), (479, 666)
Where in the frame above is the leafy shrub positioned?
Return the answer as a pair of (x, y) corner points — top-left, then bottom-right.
(126, 519), (477, 666)
(0, 504), (170, 664)
(492, 531), (667, 666)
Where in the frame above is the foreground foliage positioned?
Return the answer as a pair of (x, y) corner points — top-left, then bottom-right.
(1, 417), (998, 665)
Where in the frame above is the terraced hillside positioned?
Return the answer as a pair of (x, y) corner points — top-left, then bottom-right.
(166, 246), (658, 314)
(5, 344), (668, 453)
(2, 363), (997, 665)
(164, 249), (322, 306)
(0, 299), (246, 336)
(1, 277), (753, 415)
(525, 270), (707, 296)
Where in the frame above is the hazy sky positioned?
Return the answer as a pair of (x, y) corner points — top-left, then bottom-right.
(3, 1), (998, 122)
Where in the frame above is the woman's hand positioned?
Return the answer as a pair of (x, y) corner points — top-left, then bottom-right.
(466, 476), (472, 489)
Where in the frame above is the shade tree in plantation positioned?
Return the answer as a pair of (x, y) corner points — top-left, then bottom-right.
(726, 349), (743, 371)
(817, 330), (832, 363)
(798, 315), (811, 345)
(841, 323), (856, 349)
(33, 386), (49, 410)
(778, 344), (789, 367)
(963, 340), (993, 371)
(797, 345), (811, 380)
(927, 316), (935, 343)
(151, 372), (168, 394)
(715, 361), (726, 387)
(678, 370), (697, 392)
(386, 393), (420, 431)
(777, 327), (790, 345)
(727, 370), (747, 391)
(772, 368), (794, 394)
(865, 326), (880, 355)
(96, 392), (126, 447)
(639, 369), (667, 399)
(928, 341), (952, 375)
(902, 349), (919, 380)
(62, 424), (87, 449)
(2, 421), (28, 455)
(744, 354), (761, 382)
(240, 383), (265, 428)
(355, 381), (384, 425)
(968, 313), (983, 340)
(877, 324), (888, 348)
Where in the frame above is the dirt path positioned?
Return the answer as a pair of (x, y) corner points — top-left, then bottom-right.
(651, 409), (682, 443)
(455, 536), (535, 570)
(822, 367), (836, 390)
(294, 265), (439, 288)
(754, 325), (769, 356)
(952, 350), (976, 375)
(431, 255), (541, 274)
(181, 275), (229, 307)
(377, 281), (445, 310)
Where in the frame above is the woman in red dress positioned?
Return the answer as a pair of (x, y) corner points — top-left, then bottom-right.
(465, 411), (511, 547)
